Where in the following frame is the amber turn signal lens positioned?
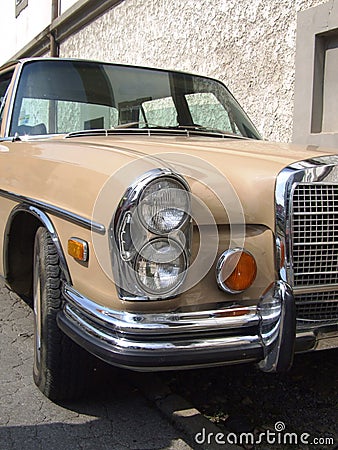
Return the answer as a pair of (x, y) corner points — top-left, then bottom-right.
(224, 251), (257, 292)
(217, 249), (257, 294)
(68, 238), (88, 262)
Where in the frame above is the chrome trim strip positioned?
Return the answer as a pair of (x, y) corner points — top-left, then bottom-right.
(0, 188), (105, 234)
(294, 284), (338, 294)
(4, 203), (72, 284)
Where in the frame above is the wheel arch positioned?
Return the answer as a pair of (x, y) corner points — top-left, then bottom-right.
(4, 204), (71, 300)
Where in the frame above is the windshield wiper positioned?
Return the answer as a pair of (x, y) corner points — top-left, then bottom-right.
(175, 125), (247, 139)
(113, 121), (162, 129)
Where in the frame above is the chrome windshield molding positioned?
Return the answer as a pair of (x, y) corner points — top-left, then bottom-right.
(0, 188), (105, 234)
(62, 283), (260, 335)
(5, 203), (71, 284)
(111, 168), (191, 301)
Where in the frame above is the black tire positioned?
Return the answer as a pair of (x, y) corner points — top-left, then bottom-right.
(33, 227), (90, 401)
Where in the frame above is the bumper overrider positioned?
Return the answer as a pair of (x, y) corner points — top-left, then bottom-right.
(57, 281), (303, 373)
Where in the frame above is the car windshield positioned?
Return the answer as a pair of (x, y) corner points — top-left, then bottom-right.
(9, 59), (261, 139)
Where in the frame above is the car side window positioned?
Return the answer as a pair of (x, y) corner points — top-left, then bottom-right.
(0, 70), (14, 133)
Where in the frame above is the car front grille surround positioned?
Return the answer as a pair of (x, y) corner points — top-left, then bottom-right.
(290, 182), (338, 325)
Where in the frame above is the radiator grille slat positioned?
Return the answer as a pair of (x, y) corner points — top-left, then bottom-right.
(291, 184), (338, 323)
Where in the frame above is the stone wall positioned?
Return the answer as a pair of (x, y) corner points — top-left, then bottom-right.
(60, 0), (327, 142)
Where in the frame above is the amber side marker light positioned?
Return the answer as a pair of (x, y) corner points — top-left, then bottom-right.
(216, 249), (257, 294)
(68, 238), (88, 262)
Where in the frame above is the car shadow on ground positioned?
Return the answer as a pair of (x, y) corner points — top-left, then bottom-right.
(158, 348), (338, 449)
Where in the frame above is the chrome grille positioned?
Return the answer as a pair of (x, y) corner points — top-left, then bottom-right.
(296, 291), (338, 323)
(291, 184), (338, 286)
(291, 183), (338, 324)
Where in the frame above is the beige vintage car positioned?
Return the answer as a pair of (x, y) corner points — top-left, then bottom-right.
(0, 58), (337, 401)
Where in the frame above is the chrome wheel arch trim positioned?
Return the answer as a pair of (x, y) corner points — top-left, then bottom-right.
(4, 203), (72, 285)
(0, 188), (106, 234)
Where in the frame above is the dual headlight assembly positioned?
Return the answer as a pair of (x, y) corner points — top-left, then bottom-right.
(111, 169), (191, 301)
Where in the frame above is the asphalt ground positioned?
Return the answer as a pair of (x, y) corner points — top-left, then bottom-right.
(1, 279), (337, 450)
(0, 281), (193, 450)
(161, 341), (338, 449)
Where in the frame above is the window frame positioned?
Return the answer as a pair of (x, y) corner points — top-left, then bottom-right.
(15, 0), (28, 18)
(0, 69), (15, 136)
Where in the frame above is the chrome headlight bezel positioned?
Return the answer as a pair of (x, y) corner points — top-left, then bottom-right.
(111, 168), (191, 301)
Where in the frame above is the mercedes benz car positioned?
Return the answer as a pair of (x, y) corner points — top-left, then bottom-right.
(0, 58), (337, 401)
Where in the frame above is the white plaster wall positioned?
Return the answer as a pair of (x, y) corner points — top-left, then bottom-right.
(59, 0), (79, 15)
(60, 0), (327, 142)
(0, 0), (79, 65)
(0, 0), (51, 64)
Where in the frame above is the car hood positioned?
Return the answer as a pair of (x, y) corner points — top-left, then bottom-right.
(3, 134), (338, 230)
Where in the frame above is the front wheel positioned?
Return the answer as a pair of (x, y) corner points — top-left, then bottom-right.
(33, 227), (90, 401)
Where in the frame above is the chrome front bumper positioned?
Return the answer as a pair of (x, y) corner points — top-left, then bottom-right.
(58, 282), (302, 371)
(56, 281), (312, 372)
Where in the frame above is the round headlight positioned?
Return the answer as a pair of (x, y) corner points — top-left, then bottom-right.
(138, 177), (189, 234)
(135, 238), (186, 295)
